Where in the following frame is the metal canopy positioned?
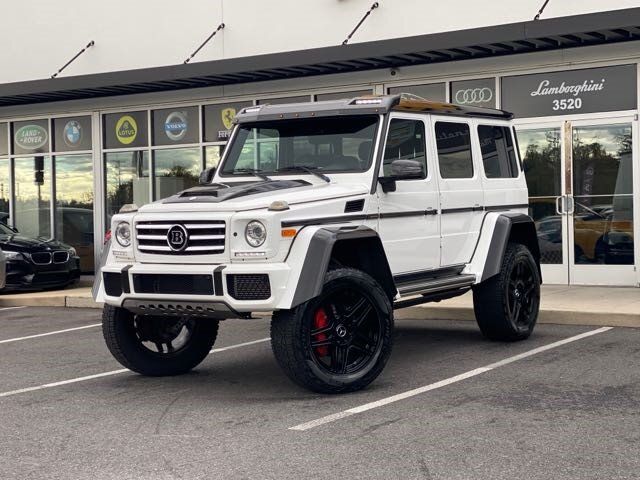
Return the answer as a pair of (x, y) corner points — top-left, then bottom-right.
(1, 8), (640, 107)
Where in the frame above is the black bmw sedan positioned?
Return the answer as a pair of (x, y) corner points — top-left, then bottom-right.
(0, 222), (80, 291)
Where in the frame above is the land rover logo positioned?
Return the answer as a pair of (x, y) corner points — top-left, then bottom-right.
(15, 125), (48, 150)
(164, 111), (188, 141)
(63, 120), (82, 147)
(115, 115), (138, 145)
(167, 224), (188, 251)
(221, 108), (236, 130)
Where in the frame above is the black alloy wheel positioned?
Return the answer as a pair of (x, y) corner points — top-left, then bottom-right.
(133, 315), (196, 355)
(309, 288), (383, 376)
(102, 305), (219, 376)
(271, 268), (393, 394)
(473, 243), (540, 341)
(505, 257), (538, 327)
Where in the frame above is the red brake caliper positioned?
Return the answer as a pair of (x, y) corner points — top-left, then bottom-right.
(313, 308), (329, 357)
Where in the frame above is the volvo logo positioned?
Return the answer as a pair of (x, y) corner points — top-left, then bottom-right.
(454, 87), (494, 105)
(164, 111), (188, 141)
(167, 225), (188, 252)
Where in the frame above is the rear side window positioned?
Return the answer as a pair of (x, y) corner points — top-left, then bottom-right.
(435, 122), (473, 179)
(382, 119), (427, 178)
(478, 125), (519, 178)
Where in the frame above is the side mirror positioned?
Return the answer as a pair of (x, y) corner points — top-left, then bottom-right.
(378, 160), (425, 193)
(199, 167), (216, 185)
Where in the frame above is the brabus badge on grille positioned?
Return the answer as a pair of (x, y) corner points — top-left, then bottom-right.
(167, 224), (189, 252)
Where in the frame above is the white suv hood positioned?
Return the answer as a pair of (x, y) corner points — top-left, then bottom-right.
(138, 180), (369, 213)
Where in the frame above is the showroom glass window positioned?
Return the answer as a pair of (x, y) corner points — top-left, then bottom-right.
(203, 102), (252, 169)
(11, 119), (52, 239)
(151, 106), (201, 200)
(103, 110), (150, 224)
(0, 123), (8, 224)
(52, 116), (94, 272)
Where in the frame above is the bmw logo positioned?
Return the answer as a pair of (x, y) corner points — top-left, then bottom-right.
(167, 224), (189, 252)
(164, 111), (188, 141)
(63, 120), (82, 147)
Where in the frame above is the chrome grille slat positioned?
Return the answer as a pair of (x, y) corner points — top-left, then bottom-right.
(189, 235), (225, 240)
(135, 223), (225, 230)
(135, 220), (226, 255)
(137, 234), (169, 240)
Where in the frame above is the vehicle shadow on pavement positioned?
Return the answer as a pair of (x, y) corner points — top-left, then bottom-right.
(97, 321), (490, 400)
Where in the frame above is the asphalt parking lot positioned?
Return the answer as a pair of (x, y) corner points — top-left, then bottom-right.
(0, 306), (639, 480)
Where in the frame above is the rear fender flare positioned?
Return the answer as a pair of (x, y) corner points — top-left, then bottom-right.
(468, 213), (541, 283)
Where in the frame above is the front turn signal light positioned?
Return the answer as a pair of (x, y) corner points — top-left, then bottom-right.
(281, 228), (298, 238)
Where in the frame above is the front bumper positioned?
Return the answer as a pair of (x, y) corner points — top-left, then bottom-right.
(3, 256), (81, 291)
(99, 262), (292, 316)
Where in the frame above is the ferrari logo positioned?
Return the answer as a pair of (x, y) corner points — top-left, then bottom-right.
(221, 108), (236, 130)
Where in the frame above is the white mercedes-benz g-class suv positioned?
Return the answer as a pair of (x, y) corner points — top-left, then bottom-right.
(94, 94), (541, 393)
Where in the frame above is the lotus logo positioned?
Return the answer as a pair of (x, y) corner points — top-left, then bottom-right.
(167, 224), (188, 252)
(115, 115), (138, 145)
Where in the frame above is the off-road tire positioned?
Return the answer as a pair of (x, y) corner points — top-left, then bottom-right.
(102, 305), (219, 376)
(473, 242), (540, 341)
(271, 268), (393, 394)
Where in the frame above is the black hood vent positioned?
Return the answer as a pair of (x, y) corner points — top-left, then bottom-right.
(163, 179), (311, 204)
(344, 198), (365, 213)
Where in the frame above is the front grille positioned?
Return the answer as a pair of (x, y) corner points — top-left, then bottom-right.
(226, 274), (271, 300)
(30, 252), (52, 264)
(132, 274), (214, 295)
(53, 251), (69, 263)
(135, 220), (226, 255)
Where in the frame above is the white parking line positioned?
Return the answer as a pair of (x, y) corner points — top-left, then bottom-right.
(0, 337), (271, 398)
(289, 326), (613, 431)
(0, 324), (101, 344)
(0, 306), (27, 312)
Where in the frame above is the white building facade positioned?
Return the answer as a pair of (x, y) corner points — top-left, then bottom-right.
(1, 1), (640, 285)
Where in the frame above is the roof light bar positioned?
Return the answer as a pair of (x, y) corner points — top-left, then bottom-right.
(353, 98), (383, 105)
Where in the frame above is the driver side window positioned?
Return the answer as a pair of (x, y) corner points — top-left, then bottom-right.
(383, 118), (427, 178)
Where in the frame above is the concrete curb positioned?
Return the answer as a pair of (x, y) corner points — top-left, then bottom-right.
(395, 306), (640, 328)
(2, 287), (640, 328)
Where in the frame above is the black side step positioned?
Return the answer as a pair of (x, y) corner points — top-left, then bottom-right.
(396, 274), (476, 296)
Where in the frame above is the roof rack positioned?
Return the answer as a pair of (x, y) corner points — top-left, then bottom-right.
(235, 93), (512, 123)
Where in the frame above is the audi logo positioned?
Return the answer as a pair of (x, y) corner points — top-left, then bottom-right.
(454, 87), (494, 105)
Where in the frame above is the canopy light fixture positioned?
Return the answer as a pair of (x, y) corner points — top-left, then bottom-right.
(51, 40), (95, 79)
(184, 23), (225, 64)
(534, 0), (551, 20)
(342, 2), (379, 46)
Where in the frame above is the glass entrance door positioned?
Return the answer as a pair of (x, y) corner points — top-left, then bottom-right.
(518, 117), (637, 285)
(518, 124), (567, 284)
(568, 119), (635, 285)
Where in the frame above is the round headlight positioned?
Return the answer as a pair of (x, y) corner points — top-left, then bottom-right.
(115, 222), (132, 247)
(245, 220), (267, 247)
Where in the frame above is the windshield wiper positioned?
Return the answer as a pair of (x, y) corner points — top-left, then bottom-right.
(277, 166), (330, 183)
(230, 168), (271, 181)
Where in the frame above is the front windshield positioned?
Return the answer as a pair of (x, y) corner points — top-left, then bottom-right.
(220, 115), (379, 176)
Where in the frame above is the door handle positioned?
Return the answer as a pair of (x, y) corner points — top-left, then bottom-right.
(566, 196), (575, 215)
(555, 196), (564, 215)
